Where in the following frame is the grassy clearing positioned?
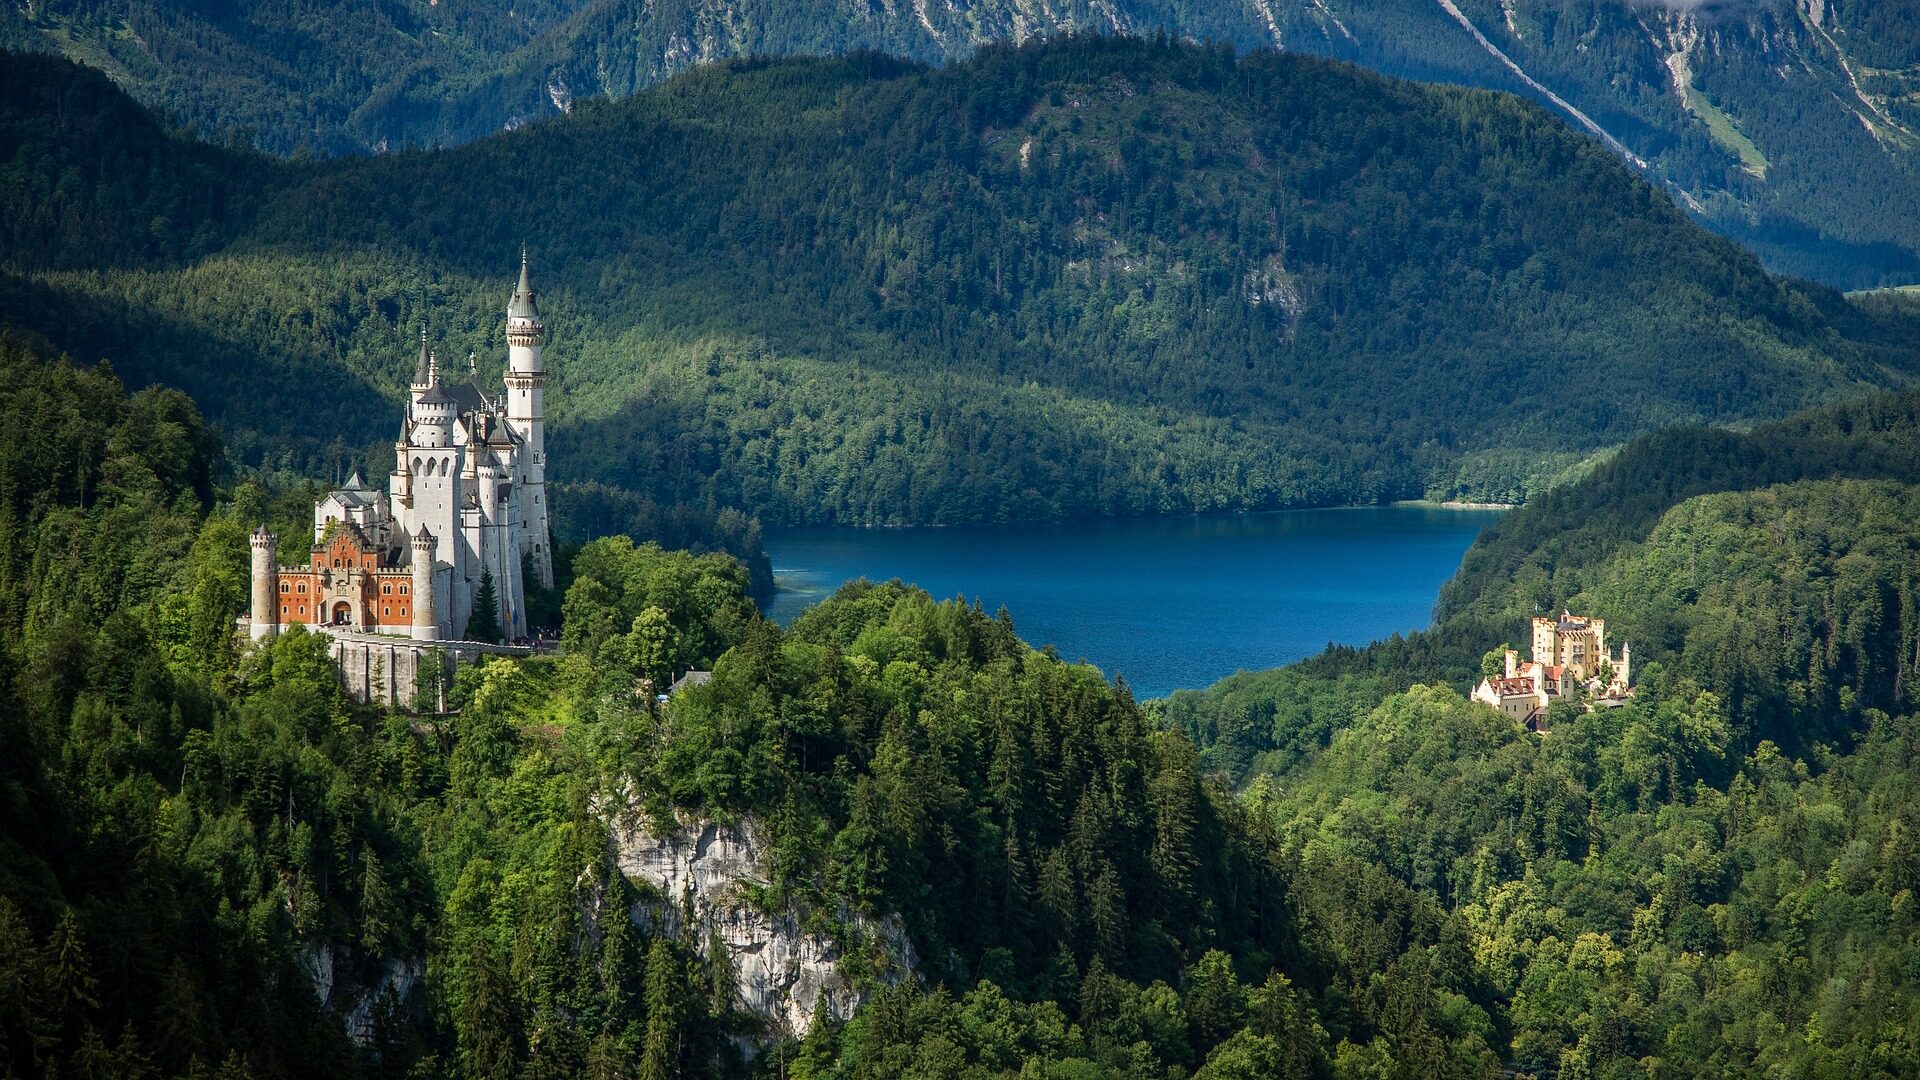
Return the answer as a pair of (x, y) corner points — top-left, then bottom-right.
(1688, 91), (1770, 178)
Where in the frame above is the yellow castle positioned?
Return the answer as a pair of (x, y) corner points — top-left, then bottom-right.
(1472, 613), (1632, 732)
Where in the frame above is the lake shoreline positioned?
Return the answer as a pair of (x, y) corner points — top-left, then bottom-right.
(1390, 498), (1520, 511)
(762, 505), (1503, 697)
(785, 501), (1516, 531)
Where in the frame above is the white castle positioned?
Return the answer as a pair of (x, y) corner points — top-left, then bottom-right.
(248, 252), (554, 645)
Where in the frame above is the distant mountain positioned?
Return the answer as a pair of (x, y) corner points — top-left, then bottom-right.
(5, 1), (1918, 286)
(4, 39), (1918, 526)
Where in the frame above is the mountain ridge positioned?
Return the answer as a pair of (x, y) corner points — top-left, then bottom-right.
(5, 39), (1919, 526)
(6, 1), (1918, 286)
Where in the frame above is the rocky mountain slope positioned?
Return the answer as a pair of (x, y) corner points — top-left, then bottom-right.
(5, 1), (1917, 285)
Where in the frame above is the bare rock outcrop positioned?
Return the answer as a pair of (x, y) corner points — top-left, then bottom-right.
(612, 812), (916, 1039)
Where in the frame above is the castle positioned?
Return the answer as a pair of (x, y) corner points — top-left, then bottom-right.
(1472, 613), (1632, 732)
(247, 252), (555, 647)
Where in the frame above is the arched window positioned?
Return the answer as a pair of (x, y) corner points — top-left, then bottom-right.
(412, 456), (422, 474)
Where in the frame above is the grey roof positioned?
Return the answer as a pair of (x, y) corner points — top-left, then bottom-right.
(507, 250), (541, 321)
(669, 670), (713, 695)
(416, 382), (457, 406)
(324, 486), (379, 508)
(446, 380), (492, 415)
(468, 409), (518, 448)
(344, 470), (367, 490)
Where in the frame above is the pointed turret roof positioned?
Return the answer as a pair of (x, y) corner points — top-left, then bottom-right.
(344, 470), (367, 490)
(413, 327), (433, 386)
(507, 247), (541, 321)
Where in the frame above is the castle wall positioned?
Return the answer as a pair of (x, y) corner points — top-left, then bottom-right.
(397, 447), (464, 570)
(325, 630), (536, 709)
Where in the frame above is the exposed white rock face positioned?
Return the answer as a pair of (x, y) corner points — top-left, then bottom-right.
(344, 958), (424, 1047)
(612, 813), (916, 1039)
(298, 942), (423, 1048)
(298, 942), (335, 1007)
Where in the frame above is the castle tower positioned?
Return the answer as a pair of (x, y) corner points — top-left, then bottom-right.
(392, 415), (414, 510)
(410, 328), (433, 403)
(411, 526), (438, 641)
(503, 249), (554, 590)
(413, 360), (455, 449)
(249, 526), (278, 641)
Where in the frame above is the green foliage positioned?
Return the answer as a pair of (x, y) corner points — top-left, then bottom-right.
(1440, 387), (1920, 628)
(6, 41), (1920, 528)
(560, 535), (757, 698)
(647, 580), (1288, 991)
(1242, 668), (1920, 1076)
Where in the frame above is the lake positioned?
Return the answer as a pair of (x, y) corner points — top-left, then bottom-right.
(762, 505), (1504, 698)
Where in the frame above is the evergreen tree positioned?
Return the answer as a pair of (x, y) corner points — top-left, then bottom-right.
(455, 944), (520, 1080)
(467, 569), (503, 644)
(42, 910), (98, 1035)
(637, 939), (680, 1080)
(359, 844), (395, 958)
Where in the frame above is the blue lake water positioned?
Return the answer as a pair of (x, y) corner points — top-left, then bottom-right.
(762, 506), (1504, 698)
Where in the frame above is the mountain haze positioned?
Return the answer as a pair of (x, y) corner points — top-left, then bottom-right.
(6, 1), (1918, 286)
(4, 38), (1918, 526)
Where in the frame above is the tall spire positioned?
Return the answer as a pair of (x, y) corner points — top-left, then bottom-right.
(413, 327), (432, 386)
(507, 246), (541, 322)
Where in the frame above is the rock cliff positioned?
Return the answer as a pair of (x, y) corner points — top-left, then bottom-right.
(298, 942), (423, 1048)
(611, 812), (916, 1038)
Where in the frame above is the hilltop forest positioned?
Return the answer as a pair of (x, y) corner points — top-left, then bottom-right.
(5, 37), (1920, 530)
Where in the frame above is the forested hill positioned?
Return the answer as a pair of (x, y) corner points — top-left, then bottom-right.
(6, 2), (1918, 288)
(1157, 390), (1920, 1072)
(7, 39), (1920, 526)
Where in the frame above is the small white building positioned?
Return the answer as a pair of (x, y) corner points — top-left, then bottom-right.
(1473, 651), (1572, 732)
